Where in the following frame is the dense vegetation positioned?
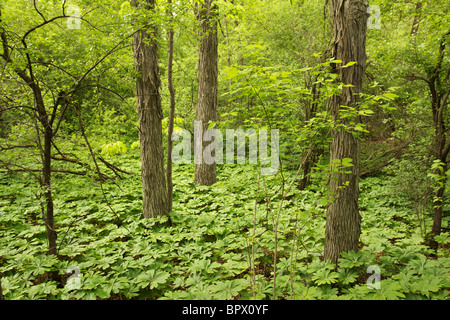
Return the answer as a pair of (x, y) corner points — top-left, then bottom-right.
(0, 0), (449, 300)
(1, 161), (449, 300)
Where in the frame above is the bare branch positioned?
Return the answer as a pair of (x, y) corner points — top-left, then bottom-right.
(33, 0), (47, 22)
(0, 144), (35, 151)
(62, 0), (67, 16)
(75, 104), (129, 230)
(0, 105), (37, 113)
(74, 32), (136, 86)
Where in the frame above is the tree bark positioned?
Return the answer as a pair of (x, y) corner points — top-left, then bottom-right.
(299, 74), (322, 190)
(31, 73), (57, 255)
(411, 2), (422, 36)
(43, 124), (57, 255)
(0, 276), (3, 300)
(131, 0), (169, 218)
(428, 34), (450, 250)
(194, 0), (218, 186)
(166, 0), (175, 213)
(324, 0), (368, 265)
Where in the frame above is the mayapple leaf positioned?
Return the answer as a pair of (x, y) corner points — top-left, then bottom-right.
(136, 269), (170, 289)
(312, 269), (339, 285)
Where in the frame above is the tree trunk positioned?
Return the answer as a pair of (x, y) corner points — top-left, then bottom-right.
(2, 7), (57, 256)
(194, 0), (218, 186)
(299, 76), (322, 190)
(224, 15), (232, 90)
(131, 0), (169, 218)
(324, 0), (368, 265)
(428, 33), (450, 251)
(430, 162), (447, 250)
(32, 76), (57, 255)
(43, 125), (57, 255)
(411, 2), (422, 36)
(0, 276), (3, 300)
(429, 124), (448, 250)
(25, 56), (57, 256)
(166, 0), (175, 213)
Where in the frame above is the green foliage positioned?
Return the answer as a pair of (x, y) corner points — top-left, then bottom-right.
(101, 141), (128, 158)
(0, 0), (449, 302)
(1, 162), (448, 300)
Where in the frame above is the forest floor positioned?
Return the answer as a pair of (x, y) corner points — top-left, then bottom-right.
(0, 152), (449, 300)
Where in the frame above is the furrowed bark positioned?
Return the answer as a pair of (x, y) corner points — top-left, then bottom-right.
(324, 0), (368, 265)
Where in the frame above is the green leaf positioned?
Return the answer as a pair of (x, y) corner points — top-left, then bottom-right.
(94, 287), (110, 299)
(207, 121), (217, 130)
(382, 92), (398, 101)
(312, 269), (339, 285)
(103, 276), (128, 294)
(136, 269), (170, 289)
(373, 280), (405, 300)
(341, 158), (354, 168)
(354, 123), (369, 133)
(338, 269), (359, 285)
(223, 66), (239, 80)
(343, 61), (357, 67)
(210, 279), (248, 299)
(410, 275), (443, 297)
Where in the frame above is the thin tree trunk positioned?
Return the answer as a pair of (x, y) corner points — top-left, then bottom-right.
(428, 34), (450, 250)
(234, 20), (243, 66)
(0, 276), (3, 300)
(28, 70), (57, 255)
(19, 43), (57, 255)
(224, 16), (231, 68)
(131, 0), (168, 218)
(411, 2), (422, 36)
(224, 15), (232, 90)
(299, 76), (321, 190)
(166, 0), (175, 213)
(43, 125), (57, 255)
(324, 0), (368, 265)
(430, 163), (447, 250)
(194, 0), (218, 186)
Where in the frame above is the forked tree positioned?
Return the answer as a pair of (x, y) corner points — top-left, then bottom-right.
(0, 4), (132, 254)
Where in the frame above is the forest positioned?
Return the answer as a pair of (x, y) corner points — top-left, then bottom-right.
(0, 0), (449, 302)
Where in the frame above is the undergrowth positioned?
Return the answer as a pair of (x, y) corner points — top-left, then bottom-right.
(0, 152), (449, 300)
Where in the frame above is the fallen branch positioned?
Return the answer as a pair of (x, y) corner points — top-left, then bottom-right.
(361, 140), (409, 177)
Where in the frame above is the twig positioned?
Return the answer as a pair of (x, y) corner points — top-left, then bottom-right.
(272, 149), (311, 300)
(250, 170), (261, 298)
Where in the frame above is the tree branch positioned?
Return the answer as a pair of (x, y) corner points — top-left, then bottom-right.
(74, 32), (136, 86)
(0, 144), (35, 151)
